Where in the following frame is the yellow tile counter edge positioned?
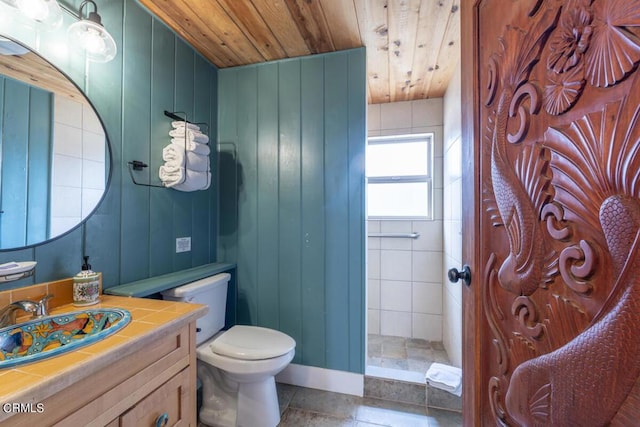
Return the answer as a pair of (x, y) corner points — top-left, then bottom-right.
(0, 294), (207, 423)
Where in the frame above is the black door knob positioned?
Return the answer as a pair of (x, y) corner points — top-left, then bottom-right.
(448, 265), (471, 286)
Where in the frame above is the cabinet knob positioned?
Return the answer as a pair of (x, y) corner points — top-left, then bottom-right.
(155, 412), (169, 427)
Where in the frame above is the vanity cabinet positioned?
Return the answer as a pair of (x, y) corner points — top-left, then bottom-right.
(117, 368), (190, 426)
(2, 320), (198, 427)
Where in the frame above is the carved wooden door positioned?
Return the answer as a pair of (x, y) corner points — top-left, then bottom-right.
(461, 0), (640, 425)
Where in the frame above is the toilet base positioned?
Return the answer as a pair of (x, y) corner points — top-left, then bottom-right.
(237, 376), (280, 427)
(199, 366), (281, 427)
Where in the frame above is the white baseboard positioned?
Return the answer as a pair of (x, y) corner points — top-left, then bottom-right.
(276, 363), (364, 397)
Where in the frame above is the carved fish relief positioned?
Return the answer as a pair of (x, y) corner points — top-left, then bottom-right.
(505, 91), (640, 424)
(505, 197), (640, 426)
(487, 7), (560, 296)
(483, 1), (640, 424)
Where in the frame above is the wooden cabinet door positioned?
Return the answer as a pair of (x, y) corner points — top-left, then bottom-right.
(120, 369), (191, 427)
(462, 0), (640, 425)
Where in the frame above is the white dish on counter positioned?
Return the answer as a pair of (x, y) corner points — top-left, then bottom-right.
(0, 261), (37, 282)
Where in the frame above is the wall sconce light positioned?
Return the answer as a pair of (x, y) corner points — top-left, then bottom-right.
(67, 0), (116, 63)
(0, 0), (62, 28)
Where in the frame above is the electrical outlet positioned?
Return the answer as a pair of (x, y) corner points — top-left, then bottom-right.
(176, 237), (191, 253)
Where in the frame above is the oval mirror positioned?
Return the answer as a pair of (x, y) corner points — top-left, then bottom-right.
(0, 35), (111, 250)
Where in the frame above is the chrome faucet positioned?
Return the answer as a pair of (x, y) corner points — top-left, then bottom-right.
(0, 294), (54, 328)
(0, 301), (38, 328)
(35, 294), (53, 317)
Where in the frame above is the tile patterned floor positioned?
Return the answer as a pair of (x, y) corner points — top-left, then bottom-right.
(198, 335), (461, 426)
(366, 334), (451, 378)
(277, 383), (462, 427)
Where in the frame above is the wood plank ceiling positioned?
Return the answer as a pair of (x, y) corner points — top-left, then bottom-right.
(0, 52), (88, 104)
(138, 0), (461, 104)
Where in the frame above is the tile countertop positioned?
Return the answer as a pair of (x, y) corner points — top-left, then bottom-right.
(0, 295), (207, 417)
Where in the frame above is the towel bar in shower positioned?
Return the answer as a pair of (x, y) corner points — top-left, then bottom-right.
(367, 232), (420, 239)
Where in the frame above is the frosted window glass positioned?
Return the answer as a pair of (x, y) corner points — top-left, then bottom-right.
(368, 182), (431, 217)
(367, 141), (429, 177)
(366, 133), (433, 219)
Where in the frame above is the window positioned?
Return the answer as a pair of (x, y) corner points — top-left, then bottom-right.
(366, 133), (433, 219)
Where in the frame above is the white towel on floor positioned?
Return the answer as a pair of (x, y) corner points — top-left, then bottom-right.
(168, 169), (211, 192)
(169, 128), (209, 143)
(159, 164), (185, 185)
(171, 138), (210, 155)
(162, 143), (209, 172)
(425, 363), (462, 397)
(171, 121), (200, 131)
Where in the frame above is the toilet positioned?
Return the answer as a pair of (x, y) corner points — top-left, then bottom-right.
(161, 273), (295, 427)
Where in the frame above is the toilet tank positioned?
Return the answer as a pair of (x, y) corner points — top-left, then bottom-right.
(161, 273), (230, 345)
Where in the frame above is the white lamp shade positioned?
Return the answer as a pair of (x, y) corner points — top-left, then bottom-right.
(0, 0), (62, 29)
(68, 19), (116, 63)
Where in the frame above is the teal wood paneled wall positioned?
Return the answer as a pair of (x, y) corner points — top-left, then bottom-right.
(218, 48), (366, 374)
(0, 0), (218, 290)
(0, 78), (51, 248)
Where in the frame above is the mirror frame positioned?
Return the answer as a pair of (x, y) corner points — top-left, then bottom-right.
(0, 34), (113, 251)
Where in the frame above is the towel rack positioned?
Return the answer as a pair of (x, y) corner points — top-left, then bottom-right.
(368, 232), (421, 239)
(163, 110), (210, 134)
(127, 160), (165, 188)
(164, 110), (188, 123)
(127, 110), (210, 187)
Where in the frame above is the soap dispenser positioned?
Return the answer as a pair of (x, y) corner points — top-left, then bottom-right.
(73, 256), (101, 306)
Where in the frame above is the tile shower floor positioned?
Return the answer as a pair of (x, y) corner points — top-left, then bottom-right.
(276, 383), (462, 427)
(366, 334), (451, 383)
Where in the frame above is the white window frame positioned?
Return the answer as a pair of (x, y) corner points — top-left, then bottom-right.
(366, 133), (434, 220)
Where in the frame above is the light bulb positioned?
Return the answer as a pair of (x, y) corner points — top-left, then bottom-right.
(17, 0), (49, 21)
(2, 0), (62, 29)
(68, 19), (116, 63)
(82, 27), (105, 54)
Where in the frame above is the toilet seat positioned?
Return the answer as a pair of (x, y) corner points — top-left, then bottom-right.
(211, 325), (295, 360)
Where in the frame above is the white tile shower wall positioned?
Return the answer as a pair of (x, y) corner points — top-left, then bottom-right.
(366, 98), (444, 341)
(367, 220), (444, 340)
(443, 61), (463, 367)
(50, 96), (106, 236)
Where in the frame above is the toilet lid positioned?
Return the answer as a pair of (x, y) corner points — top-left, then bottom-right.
(211, 325), (296, 360)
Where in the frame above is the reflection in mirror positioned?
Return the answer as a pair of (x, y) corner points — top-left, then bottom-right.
(0, 36), (110, 250)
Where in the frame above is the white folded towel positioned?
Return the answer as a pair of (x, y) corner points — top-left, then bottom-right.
(159, 165), (185, 185)
(160, 162), (181, 173)
(162, 143), (209, 172)
(171, 138), (210, 155)
(169, 128), (209, 143)
(168, 169), (211, 192)
(425, 363), (462, 397)
(171, 121), (200, 131)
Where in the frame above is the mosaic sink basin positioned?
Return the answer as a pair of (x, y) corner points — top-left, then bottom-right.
(0, 308), (131, 368)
